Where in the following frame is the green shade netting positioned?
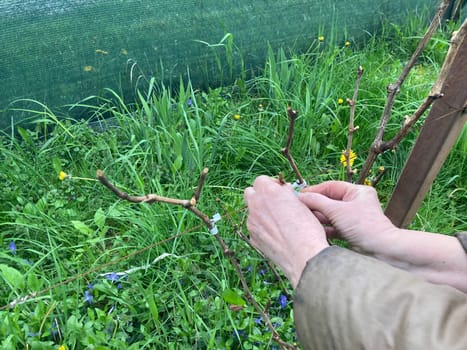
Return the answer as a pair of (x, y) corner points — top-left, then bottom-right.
(0, 0), (442, 127)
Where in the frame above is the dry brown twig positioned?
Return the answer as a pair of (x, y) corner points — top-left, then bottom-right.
(97, 169), (297, 350)
(357, 0), (450, 184)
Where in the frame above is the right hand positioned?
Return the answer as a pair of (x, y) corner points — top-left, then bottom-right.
(298, 181), (398, 255)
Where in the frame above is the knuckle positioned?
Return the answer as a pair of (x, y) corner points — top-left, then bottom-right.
(253, 175), (270, 187)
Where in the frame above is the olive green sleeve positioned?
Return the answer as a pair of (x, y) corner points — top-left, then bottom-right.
(293, 246), (467, 350)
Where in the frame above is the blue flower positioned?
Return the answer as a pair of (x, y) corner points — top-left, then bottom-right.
(50, 319), (60, 337)
(84, 290), (94, 304)
(254, 317), (262, 325)
(232, 329), (247, 341)
(104, 272), (119, 283)
(9, 241), (16, 255)
(279, 294), (287, 309)
(187, 98), (193, 107)
(272, 321), (282, 328)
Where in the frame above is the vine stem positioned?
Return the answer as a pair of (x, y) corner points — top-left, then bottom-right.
(357, 0), (450, 184)
(344, 65), (363, 182)
(281, 107), (305, 185)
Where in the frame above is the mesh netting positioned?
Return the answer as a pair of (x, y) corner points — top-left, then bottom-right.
(0, 0), (444, 127)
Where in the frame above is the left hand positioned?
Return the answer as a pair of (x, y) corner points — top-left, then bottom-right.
(244, 176), (329, 288)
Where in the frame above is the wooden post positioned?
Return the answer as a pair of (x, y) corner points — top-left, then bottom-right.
(385, 20), (467, 228)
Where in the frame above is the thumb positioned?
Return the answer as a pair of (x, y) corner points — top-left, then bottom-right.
(297, 192), (340, 217)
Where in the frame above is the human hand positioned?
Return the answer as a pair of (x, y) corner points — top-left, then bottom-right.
(298, 181), (398, 256)
(244, 176), (329, 288)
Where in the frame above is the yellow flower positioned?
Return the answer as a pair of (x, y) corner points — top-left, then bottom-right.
(337, 98), (344, 105)
(378, 166), (385, 173)
(233, 114), (241, 121)
(318, 35), (325, 42)
(58, 171), (68, 181)
(58, 346), (66, 350)
(340, 150), (357, 167)
(344, 41), (351, 47)
(83, 65), (94, 72)
(258, 103), (264, 111)
(363, 178), (373, 186)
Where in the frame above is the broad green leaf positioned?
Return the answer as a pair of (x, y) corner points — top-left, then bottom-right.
(173, 155), (183, 171)
(0, 264), (25, 290)
(94, 208), (106, 229)
(222, 288), (246, 306)
(71, 220), (93, 235)
(52, 156), (62, 174)
(27, 273), (43, 291)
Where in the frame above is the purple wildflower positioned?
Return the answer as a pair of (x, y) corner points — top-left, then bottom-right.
(51, 319), (60, 337)
(279, 294), (287, 309)
(104, 272), (119, 283)
(84, 290), (93, 304)
(272, 321), (282, 328)
(9, 241), (17, 255)
(232, 329), (247, 341)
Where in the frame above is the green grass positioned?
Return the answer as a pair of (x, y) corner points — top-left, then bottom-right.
(0, 15), (466, 350)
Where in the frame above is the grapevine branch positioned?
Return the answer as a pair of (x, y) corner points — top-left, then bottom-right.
(97, 169), (212, 228)
(344, 65), (364, 182)
(357, 0), (450, 184)
(281, 107), (305, 185)
(97, 169), (297, 350)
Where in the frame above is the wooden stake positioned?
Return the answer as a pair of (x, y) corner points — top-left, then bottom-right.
(385, 19), (467, 227)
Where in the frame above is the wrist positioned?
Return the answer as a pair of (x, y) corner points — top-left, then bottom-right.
(362, 227), (404, 264)
(290, 241), (329, 289)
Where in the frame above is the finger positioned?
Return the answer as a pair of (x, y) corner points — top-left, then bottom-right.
(312, 210), (331, 225)
(324, 226), (340, 239)
(298, 192), (341, 216)
(244, 187), (255, 206)
(301, 180), (355, 200)
(252, 175), (279, 191)
(253, 175), (296, 196)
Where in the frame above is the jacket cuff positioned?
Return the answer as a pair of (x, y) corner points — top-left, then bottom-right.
(455, 232), (467, 253)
